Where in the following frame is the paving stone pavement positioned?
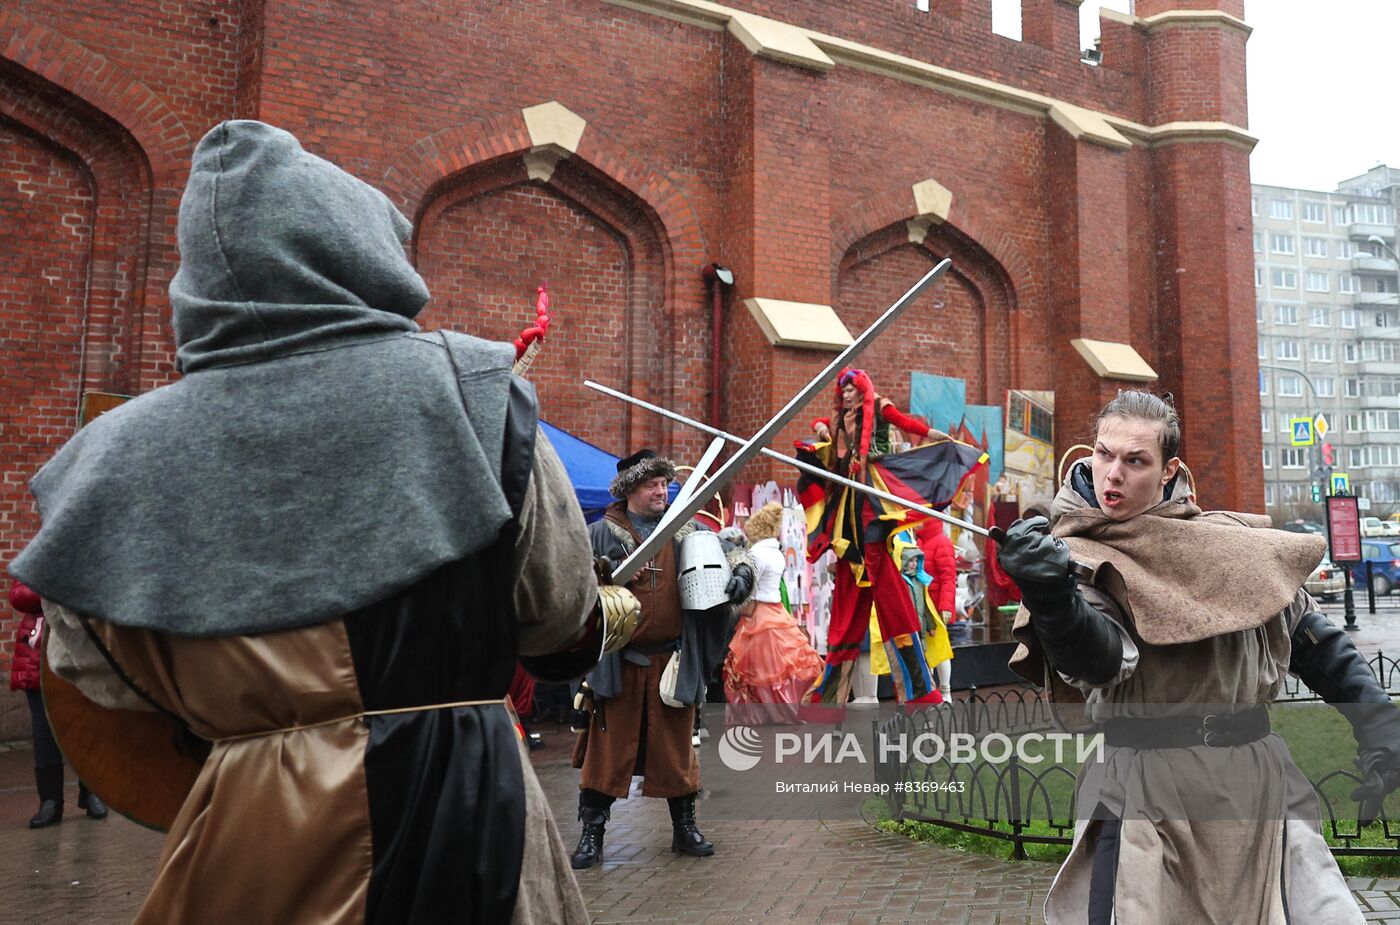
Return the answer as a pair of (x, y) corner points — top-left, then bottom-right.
(1, 724), (1399, 924)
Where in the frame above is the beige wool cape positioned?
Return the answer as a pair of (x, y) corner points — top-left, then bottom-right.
(1009, 464), (1362, 925)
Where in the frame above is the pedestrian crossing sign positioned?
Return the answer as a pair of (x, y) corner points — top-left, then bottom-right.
(1290, 418), (1315, 447)
(1331, 473), (1350, 495)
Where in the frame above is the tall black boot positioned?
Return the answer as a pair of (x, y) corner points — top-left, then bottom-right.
(570, 791), (612, 870)
(668, 792), (714, 857)
(77, 783), (108, 820)
(29, 764), (63, 829)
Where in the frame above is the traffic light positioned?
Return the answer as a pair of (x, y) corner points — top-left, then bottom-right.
(1322, 442), (1334, 466)
(1311, 484), (1322, 502)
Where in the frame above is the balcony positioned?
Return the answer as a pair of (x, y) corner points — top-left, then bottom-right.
(1355, 291), (1400, 307)
(1352, 222), (1396, 241)
(1354, 254), (1400, 274)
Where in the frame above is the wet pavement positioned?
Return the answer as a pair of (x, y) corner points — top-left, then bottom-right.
(0, 598), (1398, 923)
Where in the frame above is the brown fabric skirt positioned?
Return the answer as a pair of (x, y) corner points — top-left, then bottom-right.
(576, 657), (698, 798)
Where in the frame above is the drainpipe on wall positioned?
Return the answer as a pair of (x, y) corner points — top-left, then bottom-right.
(701, 263), (734, 429)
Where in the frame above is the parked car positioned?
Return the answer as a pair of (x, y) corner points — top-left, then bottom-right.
(1305, 559), (1345, 602)
(1354, 540), (1400, 597)
(1280, 520), (1325, 535)
(1361, 517), (1400, 537)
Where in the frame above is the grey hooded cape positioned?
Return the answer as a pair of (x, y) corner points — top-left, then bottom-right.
(11, 120), (518, 636)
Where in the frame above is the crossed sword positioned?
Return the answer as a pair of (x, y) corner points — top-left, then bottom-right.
(592, 258), (1003, 588)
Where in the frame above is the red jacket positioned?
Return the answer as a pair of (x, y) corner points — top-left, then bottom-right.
(916, 526), (957, 617)
(8, 581), (43, 692)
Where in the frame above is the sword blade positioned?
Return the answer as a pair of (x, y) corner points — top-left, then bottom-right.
(609, 258), (952, 584)
(585, 380), (989, 538)
(657, 437), (727, 533)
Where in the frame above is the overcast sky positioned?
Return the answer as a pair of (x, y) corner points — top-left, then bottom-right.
(992, 1), (1400, 193)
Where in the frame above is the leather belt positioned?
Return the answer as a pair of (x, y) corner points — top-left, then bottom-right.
(214, 697), (509, 744)
(1101, 704), (1270, 750)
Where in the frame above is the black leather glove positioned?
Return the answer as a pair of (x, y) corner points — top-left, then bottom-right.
(996, 517), (1123, 685)
(725, 564), (755, 605)
(1290, 610), (1400, 824)
(593, 556), (617, 584)
(997, 516), (1072, 587)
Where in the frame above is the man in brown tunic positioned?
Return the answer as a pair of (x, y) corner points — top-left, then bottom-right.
(571, 449), (754, 869)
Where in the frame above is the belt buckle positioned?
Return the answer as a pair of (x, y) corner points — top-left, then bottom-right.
(1200, 713), (1223, 748)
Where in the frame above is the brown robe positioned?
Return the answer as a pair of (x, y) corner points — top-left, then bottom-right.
(577, 504), (699, 799)
(1011, 465), (1360, 925)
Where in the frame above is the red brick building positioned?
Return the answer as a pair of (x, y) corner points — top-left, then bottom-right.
(0, 0), (1257, 734)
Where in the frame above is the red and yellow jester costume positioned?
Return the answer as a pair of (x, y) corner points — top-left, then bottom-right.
(797, 368), (985, 707)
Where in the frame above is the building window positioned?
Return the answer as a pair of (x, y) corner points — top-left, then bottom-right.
(1345, 377), (1361, 397)
(1271, 233), (1296, 255)
(1306, 271), (1330, 292)
(1255, 266), (1265, 288)
(1262, 410), (1271, 432)
(1275, 304), (1299, 325)
(1276, 339), (1300, 360)
(1341, 309), (1360, 328)
(1340, 274), (1359, 293)
(1339, 241), (1356, 259)
(1310, 342), (1333, 362)
(1258, 335), (1268, 359)
(1278, 375), (1303, 396)
(1263, 448), (1274, 469)
(1350, 448), (1365, 469)
(1280, 447), (1307, 468)
(1344, 343), (1359, 363)
(1259, 370), (1268, 395)
(1303, 237), (1328, 257)
(1257, 303), (1266, 324)
(1302, 202), (1327, 223)
(1253, 231), (1262, 253)
(1270, 200), (1294, 220)
(1252, 197), (1259, 216)
(1335, 205), (1350, 224)
(1316, 375), (1335, 397)
(1264, 484), (1275, 506)
(1310, 306), (1330, 327)
(1348, 413), (1362, 432)
(1353, 203), (1395, 225)
(1362, 340), (1397, 363)
(1272, 268), (1298, 289)
(1378, 312), (1396, 328)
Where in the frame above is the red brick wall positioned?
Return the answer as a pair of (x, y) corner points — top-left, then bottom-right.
(0, 0), (1257, 735)
(0, 123), (91, 723)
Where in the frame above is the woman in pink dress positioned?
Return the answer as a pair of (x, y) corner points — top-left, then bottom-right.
(723, 503), (825, 724)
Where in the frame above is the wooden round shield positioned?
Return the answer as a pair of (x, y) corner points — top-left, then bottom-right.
(40, 650), (209, 832)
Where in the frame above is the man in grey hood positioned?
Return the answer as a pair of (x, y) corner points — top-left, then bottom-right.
(12, 120), (606, 925)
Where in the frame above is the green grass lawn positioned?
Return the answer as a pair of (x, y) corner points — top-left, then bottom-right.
(876, 702), (1400, 877)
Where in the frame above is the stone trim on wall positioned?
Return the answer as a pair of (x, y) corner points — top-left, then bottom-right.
(597, 0), (1257, 152)
(1071, 338), (1159, 382)
(744, 298), (853, 351)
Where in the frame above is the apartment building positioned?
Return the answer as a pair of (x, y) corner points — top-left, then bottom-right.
(1254, 169), (1400, 522)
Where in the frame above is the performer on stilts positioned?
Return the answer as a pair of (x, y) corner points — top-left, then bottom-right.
(797, 368), (985, 707)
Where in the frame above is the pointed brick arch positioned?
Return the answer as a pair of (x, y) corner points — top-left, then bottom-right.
(836, 218), (1019, 408)
(831, 184), (1041, 315)
(0, 9), (191, 180)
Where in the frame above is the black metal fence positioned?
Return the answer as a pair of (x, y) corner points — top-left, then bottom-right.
(874, 661), (1400, 859)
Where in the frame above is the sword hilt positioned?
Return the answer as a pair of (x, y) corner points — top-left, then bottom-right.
(987, 525), (1095, 582)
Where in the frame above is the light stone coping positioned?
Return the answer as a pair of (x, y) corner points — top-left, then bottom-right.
(1071, 338), (1159, 383)
(1049, 102), (1132, 150)
(597, 0), (1257, 153)
(726, 10), (834, 71)
(1101, 7), (1252, 38)
(745, 298), (854, 351)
